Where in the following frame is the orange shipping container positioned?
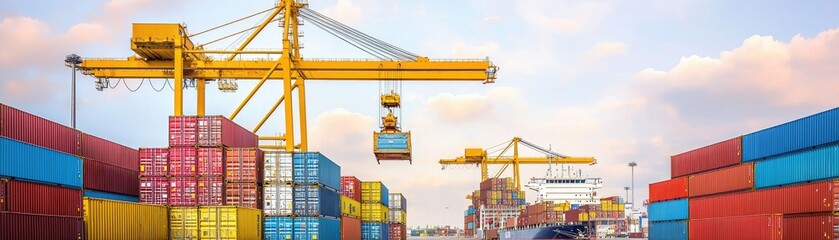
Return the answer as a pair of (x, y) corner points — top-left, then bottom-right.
(688, 163), (753, 197)
(225, 148), (263, 183)
(341, 216), (361, 240)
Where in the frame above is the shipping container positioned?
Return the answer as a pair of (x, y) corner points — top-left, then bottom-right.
(342, 216), (362, 240)
(169, 177), (198, 206)
(690, 180), (839, 219)
(225, 148), (262, 183)
(648, 220), (687, 240)
(169, 207), (199, 240)
(79, 133), (139, 170)
(784, 213), (838, 240)
(225, 183), (260, 209)
(84, 158), (139, 196)
(0, 179), (5, 211)
(341, 176), (362, 202)
(0, 104), (80, 156)
(294, 185), (341, 217)
(754, 144), (839, 189)
(362, 203), (390, 222)
(671, 137), (742, 178)
(648, 176), (688, 203)
(0, 137), (82, 188)
(196, 116), (258, 148)
(689, 214), (782, 240)
(84, 189), (139, 202)
(264, 151), (293, 183)
(196, 176), (224, 205)
(389, 223), (407, 240)
(0, 212), (82, 240)
(169, 116), (197, 147)
(388, 193), (407, 210)
(2, 178), (81, 217)
(140, 176), (169, 205)
(140, 148), (168, 176)
(389, 209), (406, 224)
(264, 183), (293, 216)
(293, 152), (341, 191)
(198, 206), (262, 240)
(744, 107), (839, 161)
(373, 132), (410, 154)
(362, 222), (390, 240)
(169, 147), (197, 176)
(293, 217), (340, 240)
(362, 181), (390, 206)
(197, 147), (223, 177)
(264, 216), (293, 240)
(342, 195), (361, 218)
(688, 162), (753, 197)
(83, 197), (169, 240)
(647, 199), (687, 222)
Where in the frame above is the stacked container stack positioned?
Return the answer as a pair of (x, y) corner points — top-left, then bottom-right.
(80, 133), (141, 202)
(463, 177), (526, 237)
(388, 193), (407, 240)
(340, 176), (363, 240)
(263, 150), (294, 240)
(361, 181), (390, 240)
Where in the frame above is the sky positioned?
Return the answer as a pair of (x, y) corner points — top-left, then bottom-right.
(2, 0), (839, 228)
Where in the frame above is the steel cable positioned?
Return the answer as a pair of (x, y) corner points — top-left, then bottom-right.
(301, 9), (418, 60)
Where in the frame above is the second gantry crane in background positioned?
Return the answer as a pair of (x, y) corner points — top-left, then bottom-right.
(439, 137), (596, 192)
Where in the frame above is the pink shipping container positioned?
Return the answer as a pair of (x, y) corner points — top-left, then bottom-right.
(169, 177), (197, 206)
(139, 176), (169, 205)
(79, 133), (139, 170)
(649, 176), (688, 203)
(169, 116), (197, 147)
(83, 159), (139, 196)
(0, 104), (79, 155)
(197, 176), (224, 205)
(689, 214), (783, 240)
(340, 176), (362, 202)
(671, 136), (742, 178)
(169, 147), (197, 176)
(688, 162), (753, 198)
(225, 148), (263, 183)
(139, 148), (168, 176)
(389, 223), (407, 240)
(690, 180), (839, 219)
(197, 147), (224, 177)
(225, 183), (261, 209)
(784, 214), (839, 240)
(0, 212), (82, 240)
(2, 179), (81, 217)
(196, 116), (258, 147)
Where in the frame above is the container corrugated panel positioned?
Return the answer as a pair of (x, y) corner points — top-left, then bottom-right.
(140, 176), (169, 205)
(342, 195), (361, 218)
(342, 216), (362, 240)
(0, 137), (82, 188)
(264, 151), (292, 183)
(196, 116), (258, 148)
(0, 212), (82, 240)
(754, 144), (839, 189)
(169, 207), (199, 240)
(169, 147), (197, 176)
(744, 107), (839, 161)
(84, 158), (139, 196)
(264, 216), (293, 240)
(649, 220), (687, 240)
(362, 203), (390, 222)
(374, 132), (410, 152)
(362, 222), (390, 240)
(198, 206), (262, 240)
(670, 136), (742, 178)
(648, 176), (688, 203)
(389, 223), (407, 240)
(84, 189), (139, 202)
(690, 214), (783, 240)
(388, 193), (407, 210)
(389, 209), (406, 224)
(197, 147), (223, 177)
(0, 179), (5, 211)
(293, 217), (340, 240)
(0, 103), (80, 155)
(5, 178), (81, 217)
(169, 177), (197, 206)
(783, 213), (839, 240)
(196, 176), (223, 205)
(225, 148), (262, 183)
(293, 185), (341, 217)
(225, 183), (260, 209)
(264, 183), (293, 216)
(688, 162), (754, 197)
(83, 197), (169, 240)
(79, 133), (139, 170)
(361, 181), (390, 206)
(690, 180), (839, 219)
(341, 176), (362, 202)
(647, 199), (688, 222)
(292, 152), (341, 191)
(169, 116), (197, 147)
(140, 148), (168, 176)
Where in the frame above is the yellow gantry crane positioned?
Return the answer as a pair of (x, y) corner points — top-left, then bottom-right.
(439, 137), (596, 192)
(76, 1), (498, 158)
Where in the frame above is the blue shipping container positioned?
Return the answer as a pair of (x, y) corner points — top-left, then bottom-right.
(648, 199), (688, 222)
(467, 222), (474, 230)
(293, 185), (341, 218)
(743, 107), (839, 161)
(754, 144), (839, 189)
(0, 137), (82, 188)
(264, 217), (293, 240)
(293, 152), (341, 191)
(293, 217), (340, 240)
(464, 206), (475, 216)
(362, 222), (389, 240)
(649, 220), (687, 240)
(375, 133), (409, 151)
(84, 190), (139, 202)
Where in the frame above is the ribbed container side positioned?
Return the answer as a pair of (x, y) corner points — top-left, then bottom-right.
(225, 182), (260, 209)
(264, 183), (293, 216)
(196, 147), (223, 177)
(84, 189), (139, 202)
(783, 213), (839, 240)
(0, 104), (80, 156)
(389, 223), (407, 240)
(196, 176), (223, 205)
(293, 217), (341, 240)
(225, 148), (262, 183)
(648, 176), (688, 203)
(169, 207), (199, 240)
(83, 198), (169, 240)
(293, 185), (341, 218)
(670, 136), (742, 178)
(264, 216), (293, 240)
(361, 181), (390, 206)
(198, 206), (262, 240)
(0, 137), (82, 188)
(647, 199), (688, 222)
(83, 159), (139, 196)
(169, 177), (197, 206)
(374, 132), (410, 152)
(292, 152), (341, 190)
(79, 133), (138, 170)
(361, 203), (390, 222)
(0, 179), (5, 211)
(0, 212), (82, 240)
(688, 162), (753, 197)
(264, 151), (292, 183)
(388, 193), (407, 210)
(649, 220), (687, 240)
(168, 147), (197, 176)
(690, 180), (839, 219)
(690, 214), (783, 240)
(388, 209), (406, 224)
(744, 107), (839, 161)
(342, 216), (362, 240)
(139, 176), (169, 205)
(362, 222), (390, 240)
(5, 179), (81, 217)
(169, 116), (197, 147)
(139, 148), (168, 176)
(196, 116), (258, 148)
(755, 144), (839, 189)
(342, 195), (361, 218)
(341, 176), (362, 202)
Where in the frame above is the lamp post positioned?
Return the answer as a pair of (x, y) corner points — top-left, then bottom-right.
(64, 54), (82, 129)
(628, 162), (637, 207)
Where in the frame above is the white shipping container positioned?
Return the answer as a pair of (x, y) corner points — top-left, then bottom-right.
(264, 183), (293, 216)
(264, 151), (292, 183)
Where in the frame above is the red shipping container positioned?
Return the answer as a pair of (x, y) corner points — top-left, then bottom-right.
(0, 212), (82, 240)
(169, 147), (197, 176)
(671, 136), (742, 178)
(691, 180), (839, 219)
(4, 179), (80, 217)
(225, 148), (262, 183)
(169, 177), (197, 206)
(197, 147), (224, 177)
(648, 176), (688, 203)
(79, 133), (139, 170)
(688, 162), (753, 198)
(690, 214), (783, 240)
(197, 177), (224, 205)
(341, 176), (362, 202)
(83, 159), (139, 196)
(140, 176), (169, 205)
(169, 116), (197, 147)
(0, 179), (5, 211)
(485, 229), (498, 239)
(196, 116), (258, 147)
(389, 223), (407, 240)
(784, 213), (838, 240)
(225, 183), (260, 209)
(0, 104), (80, 155)
(341, 216), (361, 240)
(139, 148), (168, 176)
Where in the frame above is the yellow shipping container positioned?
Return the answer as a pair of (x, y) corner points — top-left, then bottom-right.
(341, 195), (361, 218)
(170, 207), (200, 240)
(589, 211), (597, 219)
(361, 203), (389, 222)
(83, 197), (168, 240)
(199, 206), (262, 240)
(618, 204), (625, 211)
(361, 181), (386, 204)
(579, 213), (588, 222)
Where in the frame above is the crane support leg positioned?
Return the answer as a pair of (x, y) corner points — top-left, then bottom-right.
(513, 139), (521, 191)
(281, 0), (295, 152)
(296, 78), (308, 151)
(174, 46), (184, 116)
(481, 161), (488, 182)
(197, 79), (205, 116)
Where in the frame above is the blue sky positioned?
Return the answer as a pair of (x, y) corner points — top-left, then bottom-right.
(3, 0), (839, 227)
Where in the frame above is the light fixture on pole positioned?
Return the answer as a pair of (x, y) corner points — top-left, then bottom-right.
(64, 54), (82, 129)
(628, 162), (637, 206)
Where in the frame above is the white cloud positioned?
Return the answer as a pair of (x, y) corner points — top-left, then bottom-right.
(585, 41), (628, 60)
(322, 0), (364, 26)
(451, 41), (499, 59)
(516, 1), (611, 34)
